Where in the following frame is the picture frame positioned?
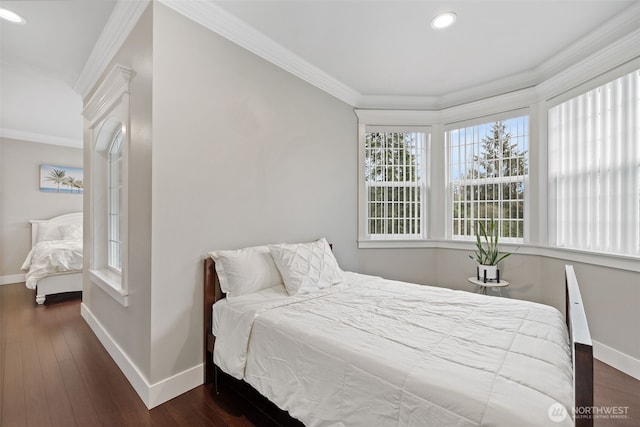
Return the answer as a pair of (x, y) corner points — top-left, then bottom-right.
(39, 164), (84, 194)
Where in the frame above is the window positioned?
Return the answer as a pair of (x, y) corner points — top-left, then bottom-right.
(362, 126), (429, 240)
(108, 130), (123, 271)
(447, 115), (529, 242)
(83, 64), (132, 306)
(548, 68), (640, 257)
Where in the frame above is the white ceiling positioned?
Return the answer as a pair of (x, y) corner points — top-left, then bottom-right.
(0, 0), (115, 147)
(215, 0), (634, 97)
(1, 0), (639, 148)
(211, 0), (639, 107)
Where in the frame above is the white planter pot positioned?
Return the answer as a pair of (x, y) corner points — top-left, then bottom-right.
(477, 264), (498, 281)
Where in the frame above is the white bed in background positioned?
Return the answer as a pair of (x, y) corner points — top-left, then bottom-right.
(22, 212), (83, 305)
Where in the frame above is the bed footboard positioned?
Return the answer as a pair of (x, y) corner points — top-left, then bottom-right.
(565, 265), (593, 427)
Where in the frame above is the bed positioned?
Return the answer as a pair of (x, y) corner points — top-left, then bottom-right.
(204, 239), (593, 427)
(21, 212), (83, 305)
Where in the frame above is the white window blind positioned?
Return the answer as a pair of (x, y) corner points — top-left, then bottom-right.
(548, 68), (640, 257)
(447, 116), (529, 242)
(108, 130), (123, 271)
(364, 127), (428, 239)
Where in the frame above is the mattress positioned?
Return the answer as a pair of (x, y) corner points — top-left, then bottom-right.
(212, 272), (573, 426)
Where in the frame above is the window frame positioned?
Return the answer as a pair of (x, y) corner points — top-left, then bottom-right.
(83, 64), (132, 307)
(546, 67), (640, 257)
(107, 130), (123, 273)
(356, 110), (435, 248)
(444, 111), (530, 243)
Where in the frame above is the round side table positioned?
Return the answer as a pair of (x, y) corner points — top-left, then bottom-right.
(468, 277), (509, 296)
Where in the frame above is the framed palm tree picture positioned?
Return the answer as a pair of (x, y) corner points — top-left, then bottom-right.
(39, 164), (84, 194)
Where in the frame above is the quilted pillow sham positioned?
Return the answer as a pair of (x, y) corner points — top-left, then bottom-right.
(268, 238), (343, 296)
(209, 245), (283, 299)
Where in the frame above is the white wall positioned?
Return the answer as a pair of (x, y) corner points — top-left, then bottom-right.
(0, 138), (82, 281)
(151, 3), (358, 384)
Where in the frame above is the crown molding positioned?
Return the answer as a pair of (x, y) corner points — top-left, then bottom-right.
(537, 28), (640, 101)
(0, 128), (82, 148)
(536, 1), (640, 83)
(74, 0), (150, 100)
(158, 0), (361, 106)
(359, 69), (540, 111)
(354, 109), (439, 125)
(159, 0), (640, 111)
(83, 64), (134, 127)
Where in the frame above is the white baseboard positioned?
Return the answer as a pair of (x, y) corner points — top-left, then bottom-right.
(149, 362), (204, 408)
(593, 339), (640, 381)
(0, 274), (25, 285)
(81, 303), (203, 409)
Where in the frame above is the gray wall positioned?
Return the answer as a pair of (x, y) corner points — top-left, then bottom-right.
(82, 4), (153, 382)
(0, 138), (83, 279)
(150, 3), (358, 383)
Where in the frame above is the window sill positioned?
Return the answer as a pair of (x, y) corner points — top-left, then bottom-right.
(89, 269), (129, 306)
(357, 240), (640, 273)
(358, 240), (439, 249)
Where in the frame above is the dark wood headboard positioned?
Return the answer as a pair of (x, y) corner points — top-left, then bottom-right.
(203, 257), (222, 383)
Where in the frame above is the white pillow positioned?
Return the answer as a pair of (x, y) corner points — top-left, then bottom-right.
(37, 223), (62, 243)
(269, 238), (343, 296)
(209, 245), (283, 299)
(59, 223), (83, 241)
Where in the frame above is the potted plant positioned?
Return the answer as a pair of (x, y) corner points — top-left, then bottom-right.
(469, 218), (511, 282)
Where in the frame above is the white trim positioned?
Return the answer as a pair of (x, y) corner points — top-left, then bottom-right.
(537, 26), (640, 102)
(89, 269), (128, 307)
(593, 339), (640, 382)
(81, 303), (150, 405)
(74, 0), (150, 99)
(536, 2), (640, 83)
(0, 128), (82, 148)
(359, 71), (539, 111)
(83, 65), (134, 127)
(358, 240), (440, 249)
(439, 88), (537, 126)
(0, 274), (25, 285)
(159, 0), (360, 106)
(148, 363), (204, 409)
(354, 109), (438, 125)
(81, 303), (203, 409)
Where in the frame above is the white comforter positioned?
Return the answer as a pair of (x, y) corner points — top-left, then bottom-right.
(21, 240), (83, 289)
(213, 272), (574, 426)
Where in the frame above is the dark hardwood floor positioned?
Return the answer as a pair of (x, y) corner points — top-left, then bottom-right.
(1, 281), (639, 426)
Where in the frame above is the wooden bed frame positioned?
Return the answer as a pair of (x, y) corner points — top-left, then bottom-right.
(204, 258), (593, 426)
(28, 212), (83, 305)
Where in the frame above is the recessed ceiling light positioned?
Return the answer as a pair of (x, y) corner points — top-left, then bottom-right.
(0, 7), (27, 24)
(431, 12), (456, 30)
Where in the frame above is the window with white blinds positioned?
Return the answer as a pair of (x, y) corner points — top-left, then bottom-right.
(107, 130), (123, 271)
(447, 116), (529, 242)
(548, 69), (640, 257)
(363, 126), (429, 240)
